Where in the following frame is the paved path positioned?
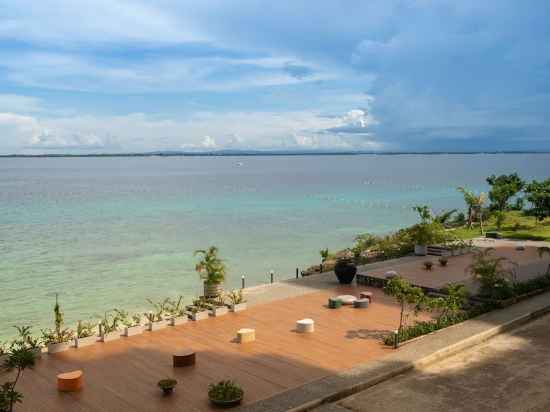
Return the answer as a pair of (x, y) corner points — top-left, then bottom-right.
(326, 313), (550, 412)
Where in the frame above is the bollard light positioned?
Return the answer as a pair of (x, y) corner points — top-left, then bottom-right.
(393, 330), (399, 349)
(270, 270), (274, 283)
(241, 275), (245, 289)
(296, 268), (299, 279)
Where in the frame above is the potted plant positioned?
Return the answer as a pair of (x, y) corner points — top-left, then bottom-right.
(114, 309), (143, 337)
(195, 246), (226, 298)
(227, 289), (247, 312)
(186, 297), (210, 321)
(74, 320), (98, 348)
(41, 295), (74, 354)
(439, 257), (448, 267)
(99, 311), (122, 342)
(158, 378), (177, 396)
(423, 261), (434, 270)
(145, 299), (169, 331)
(207, 294), (229, 317)
(1, 336), (37, 412)
(165, 296), (188, 326)
(10, 326), (42, 358)
(334, 258), (357, 284)
(208, 380), (244, 408)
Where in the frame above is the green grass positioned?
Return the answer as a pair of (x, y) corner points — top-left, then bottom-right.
(449, 211), (550, 242)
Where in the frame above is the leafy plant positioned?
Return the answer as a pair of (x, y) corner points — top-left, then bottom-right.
(457, 187), (486, 232)
(319, 248), (330, 263)
(433, 209), (458, 226)
(76, 320), (97, 339)
(99, 311), (121, 334)
(227, 289), (246, 305)
(211, 293), (226, 308)
(413, 205), (432, 223)
(10, 326), (41, 351)
(145, 298), (169, 322)
(194, 246), (226, 285)
(423, 261), (433, 270)
(494, 210), (506, 230)
(1, 342), (36, 412)
(113, 309), (140, 328)
(165, 296), (186, 317)
(41, 294), (74, 344)
(438, 257), (448, 267)
(383, 277), (427, 333)
(158, 378), (177, 395)
(467, 248), (515, 299)
(208, 380), (244, 402)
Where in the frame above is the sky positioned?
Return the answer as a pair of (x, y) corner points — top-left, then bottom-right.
(0, 0), (549, 154)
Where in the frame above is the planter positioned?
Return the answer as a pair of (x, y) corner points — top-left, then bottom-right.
(209, 396), (243, 408)
(229, 303), (247, 312)
(100, 330), (121, 342)
(47, 342), (70, 354)
(123, 325), (144, 337)
(168, 316), (188, 326)
(74, 335), (98, 348)
(334, 260), (357, 284)
(210, 306), (229, 317)
(146, 320), (168, 331)
(189, 310), (209, 321)
(204, 281), (223, 298)
(414, 244), (428, 256)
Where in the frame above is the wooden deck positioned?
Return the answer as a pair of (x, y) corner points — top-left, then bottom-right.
(5, 285), (408, 412)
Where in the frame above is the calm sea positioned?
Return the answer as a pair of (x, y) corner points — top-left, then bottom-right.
(1, 154), (548, 339)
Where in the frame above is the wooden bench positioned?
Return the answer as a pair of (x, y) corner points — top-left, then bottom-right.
(57, 370), (83, 392)
(173, 350), (196, 367)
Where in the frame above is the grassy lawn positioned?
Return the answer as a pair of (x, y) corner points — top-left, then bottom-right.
(449, 211), (550, 242)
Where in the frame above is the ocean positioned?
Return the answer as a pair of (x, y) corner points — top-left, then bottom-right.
(1, 154), (548, 339)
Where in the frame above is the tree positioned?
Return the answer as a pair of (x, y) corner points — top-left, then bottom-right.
(457, 187), (486, 232)
(1, 329), (37, 412)
(524, 179), (550, 223)
(383, 277), (426, 333)
(486, 173), (525, 211)
(194, 246), (226, 285)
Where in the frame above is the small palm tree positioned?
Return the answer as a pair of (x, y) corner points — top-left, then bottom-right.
(194, 246), (226, 297)
(457, 187), (486, 233)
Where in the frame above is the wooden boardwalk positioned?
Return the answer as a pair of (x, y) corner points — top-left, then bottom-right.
(5, 285), (408, 412)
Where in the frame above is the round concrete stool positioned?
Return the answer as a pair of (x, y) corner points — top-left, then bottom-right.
(328, 297), (342, 309)
(353, 298), (369, 309)
(237, 328), (255, 343)
(336, 295), (357, 305)
(173, 350), (196, 367)
(385, 270), (398, 279)
(296, 318), (315, 333)
(57, 370), (83, 392)
(359, 291), (374, 303)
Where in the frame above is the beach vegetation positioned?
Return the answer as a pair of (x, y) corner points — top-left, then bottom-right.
(99, 310), (121, 334)
(383, 277), (427, 334)
(76, 320), (97, 339)
(165, 296), (186, 317)
(524, 179), (550, 223)
(457, 187), (486, 232)
(194, 246), (226, 285)
(486, 173), (525, 211)
(467, 248), (515, 300)
(145, 298), (169, 322)
(10, 326), (41, 351)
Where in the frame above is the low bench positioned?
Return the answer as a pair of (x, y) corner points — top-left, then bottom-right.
(57, 370), (83, 392)
(173, 350), (196, 367)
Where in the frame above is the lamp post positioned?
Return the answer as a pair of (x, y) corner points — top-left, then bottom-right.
(270, 270), (274, 284)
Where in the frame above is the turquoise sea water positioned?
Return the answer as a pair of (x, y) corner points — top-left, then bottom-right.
(1, 154), (548, 339)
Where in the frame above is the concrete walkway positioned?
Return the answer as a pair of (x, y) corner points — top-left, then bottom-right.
(331, 313), (550, 412)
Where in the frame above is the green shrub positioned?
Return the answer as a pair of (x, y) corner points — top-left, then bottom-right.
(208, 380), (243, 402)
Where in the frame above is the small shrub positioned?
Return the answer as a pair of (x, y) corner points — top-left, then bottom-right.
(228, 289), (245, 305)
(423, 261), (433, 270)
(208, 380), (243, 402)
(158, 378), (177, 395)
(76, 320), (97, 339)
(438, 257), (448, 267)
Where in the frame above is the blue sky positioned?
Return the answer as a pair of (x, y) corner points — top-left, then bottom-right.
(0, 0), (549, 154)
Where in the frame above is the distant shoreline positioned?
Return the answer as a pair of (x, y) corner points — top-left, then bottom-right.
(1, 150), (549, 158)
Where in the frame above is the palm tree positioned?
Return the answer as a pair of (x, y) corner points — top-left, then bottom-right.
(457, 187), (486, 233)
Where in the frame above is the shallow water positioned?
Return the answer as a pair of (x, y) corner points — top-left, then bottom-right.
(1, 154), (548, 339)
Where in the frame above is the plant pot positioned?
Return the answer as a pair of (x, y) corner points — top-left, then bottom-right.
(414, 244), (428, 256)
(146, 320), (168, 331)
(204, 281), (223, 298)
(210, 306), (228, 317)
(123, 325), (144, 337)
(209, 396), (243, 408)
(334, 260), (357, 284)
(189, 310), (209, 321)
(168, 316), (188, 326)
(47, 342), (70, 354)
(162, 387), (175, 396)
(229, 302), (247, 312)
(74, 335), (98, 348)
(100, 330), (121, 342)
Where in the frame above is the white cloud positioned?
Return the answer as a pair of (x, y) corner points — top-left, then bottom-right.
(0, 107), (381, 154)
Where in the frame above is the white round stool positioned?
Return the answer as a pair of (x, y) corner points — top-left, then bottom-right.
(296, 318), (315, 333)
